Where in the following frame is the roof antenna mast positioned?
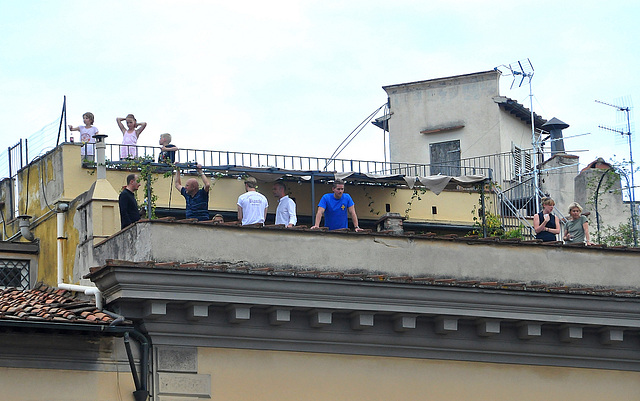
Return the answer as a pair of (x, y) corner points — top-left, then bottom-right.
(596, 98), (637, 245)
(496, 58), (540, 211)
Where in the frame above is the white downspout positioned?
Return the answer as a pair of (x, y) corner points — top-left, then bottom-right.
(56, 202), (103, 310)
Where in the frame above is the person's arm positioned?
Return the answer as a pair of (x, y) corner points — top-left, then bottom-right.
(197, 164), (211, 192)
(116, 117), (126, 133)
(174, 166), (183, 192)
(583, 220), (593, 245)
(533, 213), (548, 233)
(548, 216), (561, 235)
(161, 144), (179, 152)
(563, 222), (571, 241)
(68, 125), (79, 131)
(237, 205), (243, 223)
(287, 199), (297, 227)
(135, 122), (147, 137)
(348, 205), (363, 232)
(311, 207), (325, 229)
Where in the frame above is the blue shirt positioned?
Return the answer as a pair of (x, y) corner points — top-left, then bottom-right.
(318, 193), (354, 230)
(181, 187), (209, 221)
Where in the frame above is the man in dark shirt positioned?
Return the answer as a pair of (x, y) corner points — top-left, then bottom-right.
(174, 164), (211, 221)
(119, 174), (141, 229)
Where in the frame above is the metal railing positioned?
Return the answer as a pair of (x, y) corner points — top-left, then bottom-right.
(492, 178), (536, 239)
(102, 144), (493, 177)
(4, 140), (25, 220)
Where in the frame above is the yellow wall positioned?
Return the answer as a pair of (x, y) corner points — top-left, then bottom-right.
(12, 144), (491, 286)
(0, 367), (135, 401)
(200, 348), (640, 401)
(18, 144), (487, 226)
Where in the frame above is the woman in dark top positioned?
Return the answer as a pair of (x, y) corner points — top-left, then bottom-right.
(533, 197), (560, 242)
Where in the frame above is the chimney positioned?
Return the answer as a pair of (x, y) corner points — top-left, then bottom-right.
(94, 134), (108, 180)
(541, 117), (569, 156)
(376, 213), (405, 235)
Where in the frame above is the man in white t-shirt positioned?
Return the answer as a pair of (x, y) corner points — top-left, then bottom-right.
(272, 181), (297, 227)
(237, 177), (268, 225)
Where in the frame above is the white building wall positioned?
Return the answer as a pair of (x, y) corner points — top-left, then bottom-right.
(383, 70), (535, 166)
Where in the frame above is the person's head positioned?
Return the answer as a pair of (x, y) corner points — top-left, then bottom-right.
(272, 182), (286, 198)
(212, 214), (224, 224)
(126, 114), (137, 130)
(244, 177), (257, 191)
(332, 179), (345, 199)
(159, 133), (172, 146)
(568, 202), (583, 220)
(541, 197), (555, 213)
(185, 178), (200, 196)
(82, 112), (94, 126)
(126, 174), (140, 191)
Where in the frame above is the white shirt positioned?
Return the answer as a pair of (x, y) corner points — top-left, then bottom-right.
(275, 195), (297, 226)
(237, 191), (268, 225)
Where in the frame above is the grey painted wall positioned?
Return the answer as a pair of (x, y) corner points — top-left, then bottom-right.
(93, 221), (640, 290)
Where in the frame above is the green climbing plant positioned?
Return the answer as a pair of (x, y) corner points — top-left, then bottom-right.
(404, 188), (426, 218)
(469, 191), (504, 237)
(362, 185), (380, 216)
(123, 155), (174, 219)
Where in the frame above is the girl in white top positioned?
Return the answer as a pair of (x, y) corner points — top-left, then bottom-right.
(116, 114), (147, 159)
(68, 112), (98, 160)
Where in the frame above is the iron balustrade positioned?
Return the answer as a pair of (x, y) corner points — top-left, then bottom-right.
(101, 143), (494, 177)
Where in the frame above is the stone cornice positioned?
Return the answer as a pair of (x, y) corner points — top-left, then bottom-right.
(92, 264), (640, 372)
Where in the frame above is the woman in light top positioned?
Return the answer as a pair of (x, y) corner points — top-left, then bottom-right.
(563, 202), (593, 245)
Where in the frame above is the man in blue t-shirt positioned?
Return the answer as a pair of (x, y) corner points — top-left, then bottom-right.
(174, 164), (211, 221)
(311, 179), (363, 231)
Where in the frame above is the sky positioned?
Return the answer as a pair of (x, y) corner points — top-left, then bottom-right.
(0, 0), (638, 195)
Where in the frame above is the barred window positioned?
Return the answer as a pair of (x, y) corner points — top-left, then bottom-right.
(0, 259), (30, 290)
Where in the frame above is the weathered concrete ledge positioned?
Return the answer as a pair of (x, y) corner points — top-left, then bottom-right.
(92, 220), (640, 290)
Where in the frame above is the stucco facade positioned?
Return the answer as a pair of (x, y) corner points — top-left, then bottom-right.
(383, 71), (541, 168)
(2, 139), (640, 401)
(87, 228), (640, 399)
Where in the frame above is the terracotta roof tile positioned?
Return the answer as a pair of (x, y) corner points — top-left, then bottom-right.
(0, 283), (119, 326)
(92, 257), (640, 300)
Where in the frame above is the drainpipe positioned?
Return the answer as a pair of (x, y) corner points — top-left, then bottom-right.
(104, 309), (150, 401)
(56, 202), (103, 309)
(17, 215), (35, 241)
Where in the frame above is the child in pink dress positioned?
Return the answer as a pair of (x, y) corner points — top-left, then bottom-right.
(116, 114), (147, 159)
(68, 112), (99, 161)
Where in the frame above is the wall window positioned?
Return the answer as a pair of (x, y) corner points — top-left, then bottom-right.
(430, 140), (461, 176)
(0, 259), (30, 290)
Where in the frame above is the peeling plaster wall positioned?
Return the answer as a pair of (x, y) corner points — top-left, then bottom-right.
(575, 168), (630, 232)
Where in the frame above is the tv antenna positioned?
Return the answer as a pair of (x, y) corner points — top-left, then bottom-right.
(596, 98), (637, 243)
(495, 58), (541, 211)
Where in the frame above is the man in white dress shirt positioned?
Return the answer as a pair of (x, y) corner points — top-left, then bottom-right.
(272, 182), (297, 227)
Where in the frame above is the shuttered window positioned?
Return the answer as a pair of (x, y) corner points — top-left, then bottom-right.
(430, 140), (461, 176)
